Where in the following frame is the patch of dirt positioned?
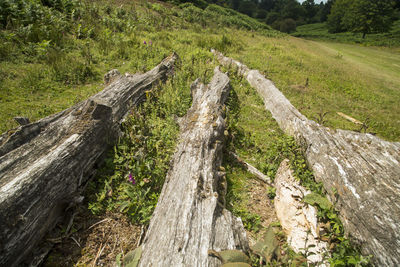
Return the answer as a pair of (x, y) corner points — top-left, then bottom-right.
(43, 208), (141, 267)
(245, 178), (278, 247)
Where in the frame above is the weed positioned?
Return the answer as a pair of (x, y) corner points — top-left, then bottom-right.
(0, 1), (389, 265)
(266, 187), (276, 199)
(313, 110), (329, 125)
(87, 86), (181, 225)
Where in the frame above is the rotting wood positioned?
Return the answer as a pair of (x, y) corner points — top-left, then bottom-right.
(229, 151), (272, 185)
(274, 159), (329, 266)
(138, 67), (249, 267)
(0, 53), (178, 267)
(213, 49), (400, 266)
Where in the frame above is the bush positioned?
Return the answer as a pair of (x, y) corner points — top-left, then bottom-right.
(279, 18), (297, 33)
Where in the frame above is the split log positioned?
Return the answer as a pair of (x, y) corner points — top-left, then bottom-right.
(274, 159), (329, 266)
(0, 53), (178, 267)
(213, 50), (400, 266)
(138, 67), (249, 267)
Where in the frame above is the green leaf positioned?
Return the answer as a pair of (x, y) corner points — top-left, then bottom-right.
(303, 192), (332, 210)
(123, 246), (142, 267)
(115, 253), (122, 267)
(251, 225), (279, 262)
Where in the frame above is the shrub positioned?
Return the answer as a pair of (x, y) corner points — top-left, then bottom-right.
(279, 18), (297, 33)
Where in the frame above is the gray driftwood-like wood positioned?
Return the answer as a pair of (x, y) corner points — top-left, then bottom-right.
(229, 151), (272, 185)
(0, 53), (178, 267)
(213, 49), (400, 266)
(138, 67), (249, 267)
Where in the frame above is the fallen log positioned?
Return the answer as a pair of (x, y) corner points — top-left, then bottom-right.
(0, 53), (178, 267)
(138, 67), (249, 267)
(274, 159), (329, 266)
(213, 50), (400, 266)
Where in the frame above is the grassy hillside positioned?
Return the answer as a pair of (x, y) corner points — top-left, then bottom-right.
(2, 0), (397, 265)
(228, 34), (400, 141)
(0, 0), (276, 133)
(292, 20), (400, 47)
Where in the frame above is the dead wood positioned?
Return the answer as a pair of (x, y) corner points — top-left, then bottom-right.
(337, 112), (363, 125)
(213, 49), (400, 266)
(229, 151), (272, 185)
(138, 67), (249, 267)
(0, 53), (178, 267)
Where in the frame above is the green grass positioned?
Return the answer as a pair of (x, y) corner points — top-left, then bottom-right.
(0, 0), (276, 133)
(226, 33), (400, 141)
(222, 73), (370, 266)
(292, 20), (400, 47)
(1, 0), (393, 265)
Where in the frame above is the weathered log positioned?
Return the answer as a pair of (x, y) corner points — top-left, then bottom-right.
(0, 53), (178, 267)
(213, 50), (400, 266)
(274, 159), (329, 266)
(138, 67), (249, 267)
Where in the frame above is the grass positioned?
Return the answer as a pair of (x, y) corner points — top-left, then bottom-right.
(292, 20), (400, 47)
(226, 33), (400, 141)
(222, 73), (370, 266)
(1, 0), (396, 265)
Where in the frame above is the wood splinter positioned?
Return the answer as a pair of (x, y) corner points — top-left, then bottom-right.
(336, 112), (363, 125)
(229, 151), (272, 185)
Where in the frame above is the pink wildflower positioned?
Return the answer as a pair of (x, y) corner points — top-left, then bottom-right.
(128, 173), (136, 185)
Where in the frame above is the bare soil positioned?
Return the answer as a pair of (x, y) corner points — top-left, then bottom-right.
(245, 178), (278, 247)
(43, 207), (141, 267)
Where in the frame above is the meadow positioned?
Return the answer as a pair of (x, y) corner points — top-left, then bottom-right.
(1, 0), (398, 265)
(292, 20), (400, 47)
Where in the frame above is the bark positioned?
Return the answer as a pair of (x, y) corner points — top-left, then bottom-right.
(274, 159), (329, 266)
(0, 53), (178, 267)
(213, 50), (400, 266)
(138, 67), (249, 267)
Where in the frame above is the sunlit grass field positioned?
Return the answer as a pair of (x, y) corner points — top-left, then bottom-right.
(2, 21), (399, 140)
(292, 20), (400, 47)
(227, 34), (400, 141)
(1, 0), (398, 264)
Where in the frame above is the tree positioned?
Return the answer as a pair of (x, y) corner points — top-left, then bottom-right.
(327, 0), (352, 33)
(281, 0), (305, 21)
(319, 0), (334, 22)
(279, 18), (297, 33)
(343, 0), (395, 38)
(259, 0), (275, 11)
(302, 0), (319, 23)
(237, 0), (257, 17)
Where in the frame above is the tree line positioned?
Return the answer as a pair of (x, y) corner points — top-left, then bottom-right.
(327, 0), (399, 38)
(164, 0), (400, 35)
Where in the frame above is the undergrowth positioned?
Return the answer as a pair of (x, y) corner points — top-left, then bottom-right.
(0, 0), (279, 133)
(86, 50), (217, 224)
(223, 73), (371, 266)
(0, 0), (387, 266)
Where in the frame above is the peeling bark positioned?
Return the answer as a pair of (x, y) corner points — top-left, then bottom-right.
(213, 50), (400, 266)
(138, 68), (249, 267)
(274, 159), (329, 266)
(0, 53), (178, 267)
